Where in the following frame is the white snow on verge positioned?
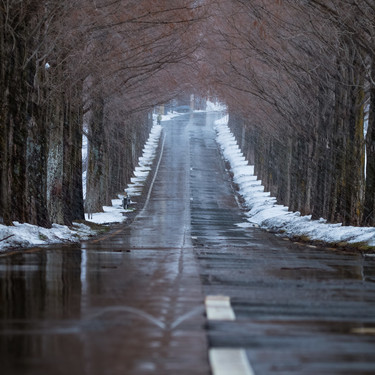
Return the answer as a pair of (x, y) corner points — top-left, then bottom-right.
(84, 199), (132, 224)
(0, 222), (95, 251)
(215, 115), (375, 248)
(124, 123), (162, 197)
(82, 134), (88, 199)
(0, 121), (163, 251)
(206, 99), (227, 112)
(155, 111), (185, 122)
(85, 122), (163, 224)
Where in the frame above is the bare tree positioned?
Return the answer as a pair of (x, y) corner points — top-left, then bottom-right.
(202, 0), (375, 226)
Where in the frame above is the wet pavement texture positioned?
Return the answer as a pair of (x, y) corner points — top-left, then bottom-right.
(1, 112), (375, 375)
(0, 113), (210, 375)
(189, 116), (375, 374)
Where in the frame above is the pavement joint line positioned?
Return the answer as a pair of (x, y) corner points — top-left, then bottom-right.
(209, 348), (255, 375)
(205, 295), (236, 320)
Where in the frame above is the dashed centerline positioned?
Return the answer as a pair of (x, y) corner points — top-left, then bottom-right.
(205, 295), (255, 375)
(209, 348), (255, 375)
(205, 295), (236, 320)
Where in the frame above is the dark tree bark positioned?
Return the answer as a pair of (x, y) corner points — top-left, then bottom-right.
(363, 59), (375, 226)
(47, 80), (84, 226)
(26, 87), (51, 227)
(85, 96), (108, 214)
(62, 89), (85, 225)
(84, 104), (152, 215)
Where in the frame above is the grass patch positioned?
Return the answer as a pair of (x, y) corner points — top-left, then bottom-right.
(39, 233), (49, 241)
(73, 220), (110, 234)
(287, 235), (375, 253)
(331, 241), (375, 253)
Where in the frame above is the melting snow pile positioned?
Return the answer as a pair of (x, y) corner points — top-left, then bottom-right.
(158, 112), (185, 121)
(206, 99), (227, 112)
(215, 115), (375, 248)
(84, 199), (130, 225)
(124, 123), (163, 198)
(0, 123), (164, 251)
(0, 222), (95, 251)
(85, 123), (163, 224)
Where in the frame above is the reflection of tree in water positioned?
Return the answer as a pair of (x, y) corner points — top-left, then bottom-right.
(0, 248), (82, 368)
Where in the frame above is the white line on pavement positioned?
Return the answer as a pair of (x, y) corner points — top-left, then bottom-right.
(205, 296), (255, 374)
(209, 348), (255, 375)
(205, 295), (236, 320)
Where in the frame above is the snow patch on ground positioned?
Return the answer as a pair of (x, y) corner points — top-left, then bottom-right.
(84, 199), (132, 224)
(0, 122), (163, 251)
(215, 116), (375, 248)
(85, 122), (163, 225)
(0, 222), (95, 251)
(206, 100), (227, 112)
(156, 112), (185, 122)
(82, 134), (88, 199)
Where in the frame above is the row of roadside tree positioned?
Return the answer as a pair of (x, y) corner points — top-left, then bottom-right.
(0, 0), (205, 227)
(2, 0), (375, 228)
(204, 0), (375, 226)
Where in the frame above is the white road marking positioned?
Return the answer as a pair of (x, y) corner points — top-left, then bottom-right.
(205, 295), (235, 320)
(209, 348), (255, 375)
(206, 296), (256, 374)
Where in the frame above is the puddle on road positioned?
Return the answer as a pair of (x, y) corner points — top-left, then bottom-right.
(0, 243), (207, 374)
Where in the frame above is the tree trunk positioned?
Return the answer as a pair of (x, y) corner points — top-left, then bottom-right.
(47, 88), (84, 226)
(26, 89), (51, 227)
(85, 96), (107, 214)
(0, 24), (29, 225)
(47, 97), (66, 225)
(363, 59), (375, 226)
(62, 90), (85, 225)
(1, 9), (53, 227)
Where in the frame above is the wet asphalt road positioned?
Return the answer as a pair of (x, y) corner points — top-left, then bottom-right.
(1, 112), (375, 374)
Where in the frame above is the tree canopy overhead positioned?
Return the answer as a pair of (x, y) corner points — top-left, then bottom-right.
(1, 0), (375, 227)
